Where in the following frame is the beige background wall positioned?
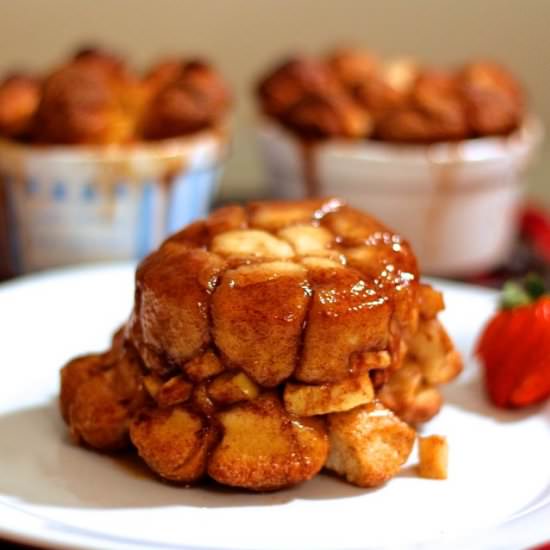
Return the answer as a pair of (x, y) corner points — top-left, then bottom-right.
(1, 0), (549, 202)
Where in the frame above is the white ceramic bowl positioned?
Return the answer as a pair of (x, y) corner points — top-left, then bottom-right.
(0, 129), (228, 276)
(257, 120), (543, 276)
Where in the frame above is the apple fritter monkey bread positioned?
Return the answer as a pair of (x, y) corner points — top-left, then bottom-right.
(60, 198), (461, 490)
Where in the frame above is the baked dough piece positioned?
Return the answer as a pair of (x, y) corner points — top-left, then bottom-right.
(61, 198), (462, 490)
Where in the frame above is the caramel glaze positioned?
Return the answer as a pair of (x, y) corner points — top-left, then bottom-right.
(300, 140), (320, 198)
(61, 198), (456, 491)
(133, 198), (419, 384)
(126, 200), (419, 475)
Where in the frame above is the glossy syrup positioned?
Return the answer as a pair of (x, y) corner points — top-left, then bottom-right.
(300, 141), (321, 198)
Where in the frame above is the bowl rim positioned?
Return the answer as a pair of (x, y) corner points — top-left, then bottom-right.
(0, 125), (230, 164)
(257, 116), (544, 165)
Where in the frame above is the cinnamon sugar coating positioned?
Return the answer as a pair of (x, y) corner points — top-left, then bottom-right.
(0, 46), (230, 144)
(257, 49), (525, 143)
(60, 199), (462, 490)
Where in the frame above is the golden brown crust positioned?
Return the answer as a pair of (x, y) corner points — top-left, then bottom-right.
(418, 283), (445, 319)
(141, 59), (231, 139)
(377, 71), (470, 143)
(207, 371), (259, 405)
(407, 319), (463, 386)
(418, 434), (448, 479)
(284, 372), (375, 416)
(135, 246), (226, 373)
(257, 49), (524, 142)
(143, 58), (185, 95)
(130, 406), (212, 482)
(69, 372), (132, 450)
(71, 46), (130, 80)
(212, 261), (310, 386)
(458, 61), (524, 136)
(279, 92), (371, 139)
(257, 57), (342, 118)
(207, 394), (328, 491)
(133, 198), (419, 386)
(60, 198), (461, 490)
(345, 57), (418, 125)
(33, 63), (127, 145)
(379, 317), (462, 424)
(183, 350), (225, 382)
(326, 48), (380, 89)
(66, 349), (147, 450)
(325, 402), (415, 487)
(0, 47), (229, 144)
(257, 57), (371, 139)
(144, 374), (193, 408)
(60, 352), (113, 422)
(296, 262), (391, 383)
(0, 74), (40, 138)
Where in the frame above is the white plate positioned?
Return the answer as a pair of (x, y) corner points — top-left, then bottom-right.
(0, 263), (549, 550)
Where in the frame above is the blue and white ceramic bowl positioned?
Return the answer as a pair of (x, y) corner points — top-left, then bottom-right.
(0, 129), (229, 275)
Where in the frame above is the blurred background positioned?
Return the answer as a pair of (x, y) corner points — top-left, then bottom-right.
(1, 0), (550, 285)
(1, 0), (549, 203)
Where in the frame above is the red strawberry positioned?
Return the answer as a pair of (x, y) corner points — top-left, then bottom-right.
(476, 275), (550, 408)
(521, 205), (550, 263)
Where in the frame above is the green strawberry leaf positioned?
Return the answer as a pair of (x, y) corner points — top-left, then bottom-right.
(524, 273), (546, 300)
(500, 281), (532, 309)
(500, 273), (548, 309)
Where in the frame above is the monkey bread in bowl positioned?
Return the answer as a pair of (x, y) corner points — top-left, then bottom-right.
(256, 50), (543, 276)
(0, 47), (231, 277)
(60, 198), (462, 491)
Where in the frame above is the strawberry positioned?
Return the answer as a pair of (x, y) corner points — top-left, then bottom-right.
(521, 205), (550, 263)
(476, 274), (550, 408)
